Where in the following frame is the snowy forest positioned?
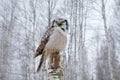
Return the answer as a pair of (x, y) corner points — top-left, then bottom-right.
(0, 0), (120, 80)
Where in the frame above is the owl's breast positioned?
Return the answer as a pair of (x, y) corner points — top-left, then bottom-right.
(45, 29), (67, 52)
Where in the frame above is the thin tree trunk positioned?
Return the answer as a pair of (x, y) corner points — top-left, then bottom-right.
(101, 0), (114, 80)
(48, 0), (51, 26)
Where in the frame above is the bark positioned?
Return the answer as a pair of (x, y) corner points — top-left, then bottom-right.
(47, 68), (63, 80)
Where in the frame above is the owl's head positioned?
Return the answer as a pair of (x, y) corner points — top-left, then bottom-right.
(52, 18), (68, 31)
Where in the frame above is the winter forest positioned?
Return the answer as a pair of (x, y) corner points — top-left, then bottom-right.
(0, 0), (120, 80)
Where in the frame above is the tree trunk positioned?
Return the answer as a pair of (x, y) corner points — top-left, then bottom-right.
(101, 0), (114, 80)
(47, 52), (63, 80)
(47, 68), (63, 80)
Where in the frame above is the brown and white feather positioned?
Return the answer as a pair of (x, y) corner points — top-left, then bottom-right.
(34, 26), (54, 58)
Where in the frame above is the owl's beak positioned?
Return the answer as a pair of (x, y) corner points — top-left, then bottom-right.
(58, 23), (62, 26)
(57, 21), (62, 26)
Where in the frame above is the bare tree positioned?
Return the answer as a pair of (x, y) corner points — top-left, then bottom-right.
(101, 0), (115, 80)
(0, 0), (18, 80)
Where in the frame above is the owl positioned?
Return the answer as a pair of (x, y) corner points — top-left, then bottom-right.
(34, 18), (68, 72)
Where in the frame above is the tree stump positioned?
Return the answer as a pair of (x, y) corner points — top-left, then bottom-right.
(47, 68), (63, 80)
(47, 52), (63, 80)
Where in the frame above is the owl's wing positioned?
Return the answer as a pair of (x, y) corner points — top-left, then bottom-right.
(34, 26), (54, 58)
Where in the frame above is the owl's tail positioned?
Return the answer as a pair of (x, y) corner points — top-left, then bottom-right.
(34, 50), (43, 58)
(36, 51), (47, 72)
(34, 51), (39, 58)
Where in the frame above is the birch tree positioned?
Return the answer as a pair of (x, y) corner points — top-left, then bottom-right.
(101, 0), (115, 80)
